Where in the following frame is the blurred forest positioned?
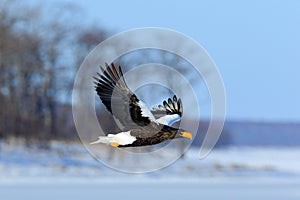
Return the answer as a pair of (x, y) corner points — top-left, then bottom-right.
(0, 1), (230, 149)
(0, 1), (108, 142)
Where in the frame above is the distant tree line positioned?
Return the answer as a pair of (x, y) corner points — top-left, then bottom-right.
(0, 0), (107, 141)
(0, 1), (230, 150)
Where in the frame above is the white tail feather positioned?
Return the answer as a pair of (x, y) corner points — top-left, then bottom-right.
(90, 136), (111, 145)
(90, 131), (136, 146)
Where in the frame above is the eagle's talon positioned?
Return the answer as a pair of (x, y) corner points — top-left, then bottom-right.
(110, 142), (120, 147)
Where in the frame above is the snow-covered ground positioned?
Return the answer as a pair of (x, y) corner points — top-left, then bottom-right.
(1, 140), (300, 199)
(1, 140), (300, 180)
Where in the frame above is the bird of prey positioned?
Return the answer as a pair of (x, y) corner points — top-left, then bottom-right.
(90, 63), (192, 147)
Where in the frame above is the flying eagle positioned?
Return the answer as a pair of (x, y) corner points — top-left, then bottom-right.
(90, 63), (192, 147)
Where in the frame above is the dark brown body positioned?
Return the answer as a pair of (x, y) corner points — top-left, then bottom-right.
(93, 63), (191, 147)
(119, 124), (183, 147)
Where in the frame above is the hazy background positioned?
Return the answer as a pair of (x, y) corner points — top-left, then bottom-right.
(30, 0), (300, 122)
(1, 0), (300, 199)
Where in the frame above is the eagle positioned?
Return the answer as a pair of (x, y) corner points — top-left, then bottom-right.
(90, 63), (192, 147)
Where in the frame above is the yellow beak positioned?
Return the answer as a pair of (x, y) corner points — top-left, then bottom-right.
(181, 131), (193, 140)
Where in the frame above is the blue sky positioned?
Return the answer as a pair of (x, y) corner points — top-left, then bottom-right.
(31, 0), (300, 121)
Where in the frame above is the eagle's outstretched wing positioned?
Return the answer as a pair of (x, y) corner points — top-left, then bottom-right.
(94, 63), (157, 130)
(151, 95), (183, 126)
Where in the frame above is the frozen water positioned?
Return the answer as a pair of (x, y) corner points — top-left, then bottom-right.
(1, 140), (300, 200)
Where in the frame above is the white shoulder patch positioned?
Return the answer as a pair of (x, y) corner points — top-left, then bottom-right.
(157, 114), (181, 126)
(138, 101), (158, 124)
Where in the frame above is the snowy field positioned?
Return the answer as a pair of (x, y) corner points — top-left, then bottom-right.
(1, 140), (300, 200)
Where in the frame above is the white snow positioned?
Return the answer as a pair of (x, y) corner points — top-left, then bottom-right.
(1, 140), (300, 181)
(1, 140), (300, 200)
